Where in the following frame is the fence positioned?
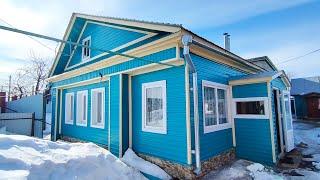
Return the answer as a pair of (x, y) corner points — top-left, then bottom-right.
(0, 112), (43, 138)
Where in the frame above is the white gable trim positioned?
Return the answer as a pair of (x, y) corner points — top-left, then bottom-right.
(47, 33), (181, 82)
(64, 20), (157, 71)
(75, 13), (181, 33)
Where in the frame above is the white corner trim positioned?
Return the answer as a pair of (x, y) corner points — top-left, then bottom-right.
(202, 80), (232, 134)
(232, 97), (270, 119)
(128, 75), (133, 148)
(64, 92), (74, 125)
(141, 80), (167, 134)
(108, 80), (111, 149)
(267, 82), (276, 163)
(76, 90), (88, 127)
(90, 87), (105, 129)
(230, 86), (236, 147)
(119, 74), (123, 157)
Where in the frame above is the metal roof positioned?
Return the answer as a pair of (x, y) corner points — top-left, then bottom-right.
(229, 71), (279, 81)
(291, 78), (320, 95)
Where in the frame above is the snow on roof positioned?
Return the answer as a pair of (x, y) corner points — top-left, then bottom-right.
(291, 78), (320, 95)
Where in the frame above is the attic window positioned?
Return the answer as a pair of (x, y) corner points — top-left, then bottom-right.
(82, 36), (91, 61)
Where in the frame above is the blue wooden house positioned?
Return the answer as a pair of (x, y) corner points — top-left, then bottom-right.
(48, 13), (294, 176)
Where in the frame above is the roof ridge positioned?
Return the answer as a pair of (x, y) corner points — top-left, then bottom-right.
(73, 12), (183, 28)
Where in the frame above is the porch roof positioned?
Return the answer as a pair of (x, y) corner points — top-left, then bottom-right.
(228, 70), (290, 87)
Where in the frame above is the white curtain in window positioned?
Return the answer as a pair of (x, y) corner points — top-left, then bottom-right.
(146, 86), (163, 127)
(218, 89), (227, 124)
(204, 86), (217, 126)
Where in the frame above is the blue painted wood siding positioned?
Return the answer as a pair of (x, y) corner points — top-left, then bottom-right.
(50, 88), (56, 140)
(235, 118), (274, 165)
(232, 82), (274, 165)
(131, 66), (188, 165)
(232, 83), (268, 98)
(52, 17), (170, 76)
(60, 82), (109, 146)
(271, 77), (288, 158)
(188, 53), (245, 161)
(110, 75), (120, 156)
(52, 47), (177, 88)
(67, 22), (146, 69)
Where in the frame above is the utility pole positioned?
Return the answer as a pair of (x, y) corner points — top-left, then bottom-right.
(8, 75), (11, 101)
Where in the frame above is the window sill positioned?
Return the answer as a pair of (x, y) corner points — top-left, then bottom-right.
(65, 121), (73, 125)
(204, 123), (231, 133)
(142, 126), (167, 134)
(234, 114), (269, 119)
(91, 124), (105, 129)
(76, 122), (87, 127)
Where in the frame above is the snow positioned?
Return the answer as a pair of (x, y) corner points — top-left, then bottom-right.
(0, 134), (146, 180)
(42, 113), (51, 140)
(203, 121), (320, 180)
(122, 148), (171, 180)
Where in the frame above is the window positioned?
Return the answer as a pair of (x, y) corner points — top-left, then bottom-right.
(236, 101), (265, 115)
(91, 88), (105, 128)
(233, 97), (269, 119)
(82, 36), (91, 61)
(65, 93), (74, 124)
(76, 90), (88, 126)
(202, 80), (231, 133)
(142, 80), (167, 134)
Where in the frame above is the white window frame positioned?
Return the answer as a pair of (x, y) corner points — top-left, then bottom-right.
(91, 88), (105, 129)
(82, 36), (91, 61)
(65, 92), (74, 125)
(142, 80), (167, 134)
(76, 90), (88, 126)
(233, 97), (269, 119)
(202, 80), (232, 133)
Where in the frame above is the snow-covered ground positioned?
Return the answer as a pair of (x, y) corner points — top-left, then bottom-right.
(0, 134), (147, 180)
(42, 113), (51, 140)
(203, 120), (320, 180)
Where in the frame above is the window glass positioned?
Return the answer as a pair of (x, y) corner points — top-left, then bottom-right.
(146, 86), (163, 128)
(76, 91), (87, 126)
(218, 89), (227, 124)
(236, 101), (265, 115)
(97, 92), (102, 124)
(284, 96), (292, 130)
(203, 86), (217, 126)
(91, 88), (104, 128)
(82, 37), (91, 60)
(65, 93), (74, 124)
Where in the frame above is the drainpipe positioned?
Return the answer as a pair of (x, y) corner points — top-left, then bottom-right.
(182, 35), (201, 174)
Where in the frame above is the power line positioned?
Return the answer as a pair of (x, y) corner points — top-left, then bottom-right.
(277, 48), (320, 65)
(0, 25), (177, 68)
(0, 18), (55, 52)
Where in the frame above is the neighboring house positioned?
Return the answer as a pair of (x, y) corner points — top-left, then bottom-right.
(47, 13), (294, 177)
(291, 77), (320, 120)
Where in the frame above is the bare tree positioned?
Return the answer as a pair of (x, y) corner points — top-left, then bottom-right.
(24, 51), (51, 95)
(10, 51), (52, 98)
(11, 70), (28, 98)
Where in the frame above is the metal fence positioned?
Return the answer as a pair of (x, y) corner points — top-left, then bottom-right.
(0, 112), (43, 138)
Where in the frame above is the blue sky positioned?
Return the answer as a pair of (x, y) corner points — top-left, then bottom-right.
(0, 0), (319, 83)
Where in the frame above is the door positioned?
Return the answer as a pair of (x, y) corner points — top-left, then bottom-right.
(282, 90), (294, 152)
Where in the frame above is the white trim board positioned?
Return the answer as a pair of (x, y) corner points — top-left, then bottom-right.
(201, 80), (232, 134)
(141, 80), (167, 134)
(64, 20), (157, 71)
(232, 97), (270, 119)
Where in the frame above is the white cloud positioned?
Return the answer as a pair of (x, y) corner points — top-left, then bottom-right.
(0, 0), (316, 80)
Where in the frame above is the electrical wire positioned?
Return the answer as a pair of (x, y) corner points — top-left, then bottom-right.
(277, 48), (320, 65)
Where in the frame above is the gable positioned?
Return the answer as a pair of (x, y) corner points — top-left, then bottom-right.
(65, 21), (154, 70)
(50, 16), (175, 77)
